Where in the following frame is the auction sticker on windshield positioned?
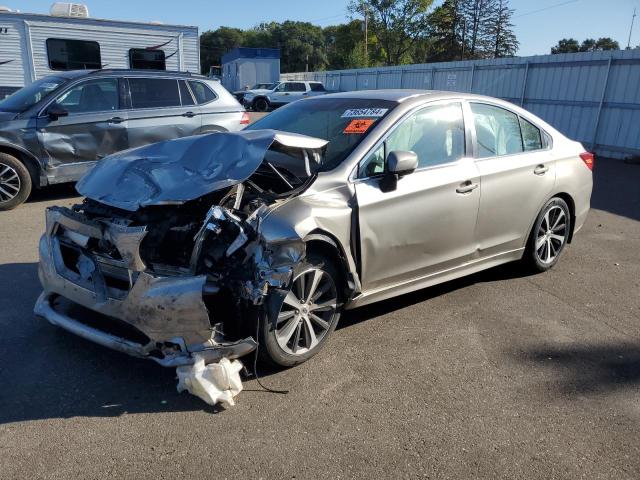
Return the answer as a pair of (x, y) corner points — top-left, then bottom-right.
(343, 119), (375, 134)
(341, 108), (388, 118)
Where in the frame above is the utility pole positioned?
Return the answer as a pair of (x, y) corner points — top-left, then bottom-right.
(627, 8), (636, 50)
(363, 2), (369, 67)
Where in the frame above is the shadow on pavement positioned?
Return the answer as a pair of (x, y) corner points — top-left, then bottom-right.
(592, 157), (640, 221)
(510, 343), (640, 396)
(27, 183), (80, 204)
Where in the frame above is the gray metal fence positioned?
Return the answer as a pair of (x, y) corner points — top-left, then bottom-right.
(281, 50), (640, 159)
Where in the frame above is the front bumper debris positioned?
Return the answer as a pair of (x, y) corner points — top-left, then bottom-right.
(35, 206), (257, 367)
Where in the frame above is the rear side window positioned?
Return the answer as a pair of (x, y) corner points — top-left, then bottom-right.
(471, 103), (523, 158)
(179, 80), (195, 106)
(129, 49), (166, 70)
(47, 39), (101, 70)
(310, 83), (325, 92)
(129, 78), (180, 109)
(291, 82), (306, 92)
(188, 81), (216, 104)
(519, 117), (543, 151)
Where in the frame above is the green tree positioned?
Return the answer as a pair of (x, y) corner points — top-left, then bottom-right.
(199, 27), (245, 74)
(324, 20), (385, 69)
(593, 37), (620, 51)
(259, 21), (328, 73)
(551, 38), (580, 54)
(424, 0), (464, 62)
(488, 0), (518, 57)
(461, 0), (497, 58)
(349, 0), (434, 66)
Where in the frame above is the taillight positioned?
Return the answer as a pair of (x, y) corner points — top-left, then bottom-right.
(579, 152), (594, 170)
(240, 112), (250, 125)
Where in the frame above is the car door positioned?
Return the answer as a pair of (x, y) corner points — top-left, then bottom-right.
(270, 82), (306, 106)
(469, 102), (556, 257)
(36, 77), (128, 165)
(354, 101), (481, 292)
(125, 77), (201, 149)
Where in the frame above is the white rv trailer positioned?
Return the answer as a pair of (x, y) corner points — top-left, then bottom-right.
(0, 4), (200, 97)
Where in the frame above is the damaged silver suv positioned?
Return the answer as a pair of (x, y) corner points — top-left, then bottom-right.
(35, 91), (593, 369)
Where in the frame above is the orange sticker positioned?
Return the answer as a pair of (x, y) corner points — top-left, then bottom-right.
(343, 118), (375, 134)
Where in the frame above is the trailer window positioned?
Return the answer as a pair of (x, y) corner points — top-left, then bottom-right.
(129, 78), (180, 109)
(46, 39), (101, 70)
(129, 49), (166, 70)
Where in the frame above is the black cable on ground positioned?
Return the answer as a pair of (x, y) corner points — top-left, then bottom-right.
(248, 312), (289, 395)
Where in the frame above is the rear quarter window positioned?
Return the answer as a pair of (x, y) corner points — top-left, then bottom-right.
(188, 81), (217, 104)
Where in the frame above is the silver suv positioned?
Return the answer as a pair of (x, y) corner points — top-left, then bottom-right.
(0, 70), (247, 210)
(243, 80), (326, 111)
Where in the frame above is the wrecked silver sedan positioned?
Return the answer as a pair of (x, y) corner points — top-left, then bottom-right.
(35, 91), (593, 369)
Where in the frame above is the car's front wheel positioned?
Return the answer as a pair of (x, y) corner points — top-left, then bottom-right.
(523, 197), (571, 272)
(258, 251), (341, 367)
(0, 153), (32, 211)
(253, 97), (270, 112)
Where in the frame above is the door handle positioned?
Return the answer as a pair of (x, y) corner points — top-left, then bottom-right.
(182, 111), (197, 118)
(283, 93), (290, 96)
(107, 116), (124, 124)
(456, 180), (479, 194)
(534, 164), (549, 175)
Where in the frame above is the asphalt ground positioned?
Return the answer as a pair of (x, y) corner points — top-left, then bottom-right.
(0, 148), (639, 479)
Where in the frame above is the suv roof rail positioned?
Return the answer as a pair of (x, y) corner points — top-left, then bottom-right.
(87, 68), (206, 78)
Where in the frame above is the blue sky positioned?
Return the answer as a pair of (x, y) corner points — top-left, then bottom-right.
(20, 0), (640, 56)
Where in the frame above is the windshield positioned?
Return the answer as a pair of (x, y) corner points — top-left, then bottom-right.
(0, 76), (66, 113)
(246, 97), (397, 170)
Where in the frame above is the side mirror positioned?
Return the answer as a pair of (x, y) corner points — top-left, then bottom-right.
(380, 151), (418, 193)
(47, 106), (68, 121)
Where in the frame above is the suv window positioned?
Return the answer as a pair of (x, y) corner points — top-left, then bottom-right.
(359, 103), (465, 177)
(129, 78), (180, 109)
(310, 83), (326, 92)
(188, 81), (216, 104)
(47, 39), (101, 70)
(291, 82), (307, 92)
(52, 78), (118, 113)
(179, 80), (195, 106)
(471, 103), (523, 158)
(519, 116), (543, 151)
(129, 49), (166, 70)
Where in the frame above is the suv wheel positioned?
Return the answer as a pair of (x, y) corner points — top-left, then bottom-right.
(523, 197), (571, 272)
(0, 153), (32, 211)
(253, 97), (269, 112)
(258, 251), (341, 367)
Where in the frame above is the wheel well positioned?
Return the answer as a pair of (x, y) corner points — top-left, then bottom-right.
(553, 192), (576, 243)
(304, 233), (353, 301)
(253, 96), (269, 105)
(0, 145), (40, 186)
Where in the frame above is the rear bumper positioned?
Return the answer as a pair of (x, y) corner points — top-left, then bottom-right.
(36, 206), (257, 366)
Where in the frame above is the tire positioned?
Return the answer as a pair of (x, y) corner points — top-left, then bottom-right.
(258, 251), (342, 367)
(0, 153), (32, 211)
(253, 97), (269, 112)
(523, 197), (571, 272)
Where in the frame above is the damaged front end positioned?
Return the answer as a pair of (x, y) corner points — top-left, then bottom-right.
(35, 130), (327, 368)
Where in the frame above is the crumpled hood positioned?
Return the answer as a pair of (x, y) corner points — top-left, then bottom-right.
(76, 129), (327, 212)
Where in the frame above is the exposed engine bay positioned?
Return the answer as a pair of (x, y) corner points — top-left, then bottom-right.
(34, 131), (331, 405)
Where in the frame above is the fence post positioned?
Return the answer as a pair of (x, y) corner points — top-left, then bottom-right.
(399, 69), (404, 88)
(592, 56), (613, 151)
(374, 70), (379, 90)
(519, 62), (529, 107)
(338, 72), (342, 92)
(431, 69), (436, 89)
(469, 64), (475, 92)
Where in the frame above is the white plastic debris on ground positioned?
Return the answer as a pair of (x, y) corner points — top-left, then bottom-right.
(176, 355), (244, 407)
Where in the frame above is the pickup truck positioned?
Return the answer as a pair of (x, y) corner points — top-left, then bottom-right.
(243, 81), (327, 111)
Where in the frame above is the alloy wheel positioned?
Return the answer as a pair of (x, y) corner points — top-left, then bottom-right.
(0, 162), (20, 203)
(275, 267), (338, 355)
(535, 205), (567, 264)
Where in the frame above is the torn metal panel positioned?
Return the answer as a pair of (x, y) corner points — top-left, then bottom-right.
(76, 130), (328, 212)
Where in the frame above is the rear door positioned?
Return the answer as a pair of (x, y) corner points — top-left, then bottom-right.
(270, 82), (306, 105)
(469, 102), (556, 257)
(125, 77), (201, 149)
(37, 77), (128, 165)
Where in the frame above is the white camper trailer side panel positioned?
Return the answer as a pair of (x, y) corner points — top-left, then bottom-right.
(0, 18), (28, 96)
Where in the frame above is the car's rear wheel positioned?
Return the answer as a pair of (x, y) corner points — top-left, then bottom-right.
(253, 97), (269, 112)
(523, 197), (571, 272)
(258, 251), (341, 367)
(0, 153), (31, 211)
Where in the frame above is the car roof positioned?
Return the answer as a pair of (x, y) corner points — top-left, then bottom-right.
(317, 89), (512, 104)
(52, 69), (206, 80)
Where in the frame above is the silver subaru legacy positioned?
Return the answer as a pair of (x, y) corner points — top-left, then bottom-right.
(35, 90), (593, 368)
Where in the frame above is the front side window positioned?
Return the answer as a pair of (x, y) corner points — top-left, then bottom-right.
(471, 103), (523, 158)
(358, 103), (466, 177)
(129, 49), (166, 70)
(188, 81), (217, 104)
(129, 78), (180, 109)
(47, 39), (101, 70)
(51, 78), (118, 113)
